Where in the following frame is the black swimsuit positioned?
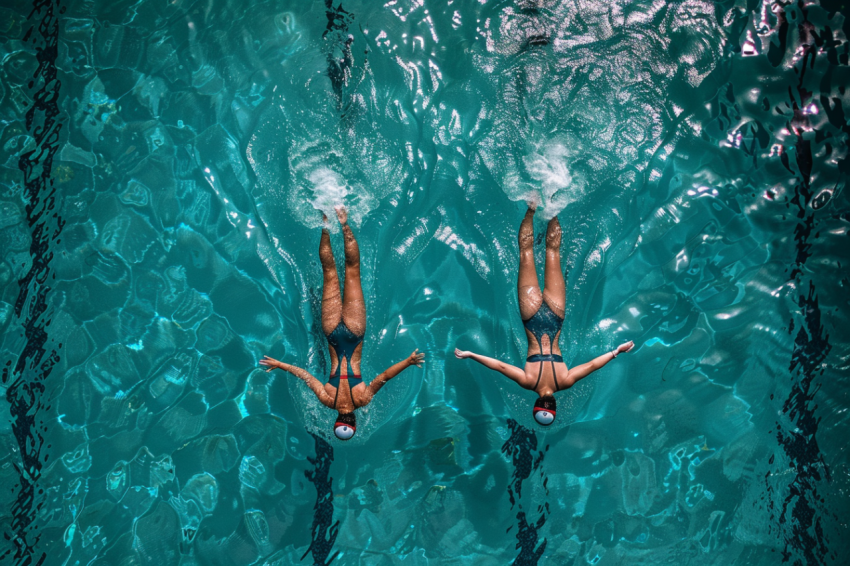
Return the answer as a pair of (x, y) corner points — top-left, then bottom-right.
(326, 322), (364, 408)
(523, 301), (565, 391)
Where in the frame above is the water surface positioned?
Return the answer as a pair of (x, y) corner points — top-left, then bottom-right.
(0, 0), (848, 564)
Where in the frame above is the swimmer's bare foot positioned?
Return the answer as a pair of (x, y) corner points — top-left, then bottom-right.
(546, 216), (561, 248)
(526, 195), (539, 212)
(335, 205), (348, 225)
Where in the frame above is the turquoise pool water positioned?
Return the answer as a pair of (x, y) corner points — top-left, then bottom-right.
(1, 0), (848, 564)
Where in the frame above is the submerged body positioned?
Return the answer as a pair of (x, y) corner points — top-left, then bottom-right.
(522, 300), (567, 392)
(456, 204), (633, 425)
(324, 319), (365, 408)
(261, 206), (424, 439)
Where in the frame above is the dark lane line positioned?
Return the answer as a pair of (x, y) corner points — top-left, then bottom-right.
(2, 1), (66, 565)
(766, 4), (839, 565)
(303, 432), (340, 566)
(502, 418), (549, 565)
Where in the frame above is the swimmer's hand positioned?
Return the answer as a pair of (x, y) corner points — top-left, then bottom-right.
(260, 356), (282, 372)
(365, 351), (424, 402)
(615, 341), (635, 356)
(407, 349), (425, 368)
(454, 348), (472, 359)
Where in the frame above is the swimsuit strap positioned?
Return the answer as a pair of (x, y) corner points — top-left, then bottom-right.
(526, 354), (564, 363)
(347, 374), (363, 388)
(528, 355), (564, 392)
(330, 374), (364, 409)
(534, 360), (543, 391)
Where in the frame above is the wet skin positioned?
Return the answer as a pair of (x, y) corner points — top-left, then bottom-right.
(455, 203), (633, 398)
(261, 206), (424, 416)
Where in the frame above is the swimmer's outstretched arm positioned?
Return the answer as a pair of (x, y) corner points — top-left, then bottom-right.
(359, 349), (425, 406)
(260, 356), (335, 408)
(454, 349), (528, 387)
(565, 341), (635, 385)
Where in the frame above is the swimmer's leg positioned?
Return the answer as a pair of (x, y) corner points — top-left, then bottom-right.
(320, 221), (343, 337)
(542, 215), (565, 318)
(517, 205), (543, 320)
(337, 207), (366, 339)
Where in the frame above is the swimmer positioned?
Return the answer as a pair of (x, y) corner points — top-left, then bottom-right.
(261, 206), (425, 440)
(455, 203), (634, 426)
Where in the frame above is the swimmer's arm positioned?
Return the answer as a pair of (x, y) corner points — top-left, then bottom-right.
(260, 356), (335, 408)
(454, 349), (528, 387)
(361, 349), (425, 405)
(565, 341), (635, 386)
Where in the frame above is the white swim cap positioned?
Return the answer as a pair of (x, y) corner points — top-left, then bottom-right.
(533, 396), (556, 426)
(533, 410), (555, 425)
(334, 424), (355, 440)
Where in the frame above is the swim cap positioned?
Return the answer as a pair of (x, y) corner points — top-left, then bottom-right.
(334, 412), (356, 440)
(533, 396), (556, 426)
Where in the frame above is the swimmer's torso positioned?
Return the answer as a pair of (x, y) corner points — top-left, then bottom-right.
(522, 301), (571, 395)
(325, 321), (368, 411)
(323, 378), (367, 413)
